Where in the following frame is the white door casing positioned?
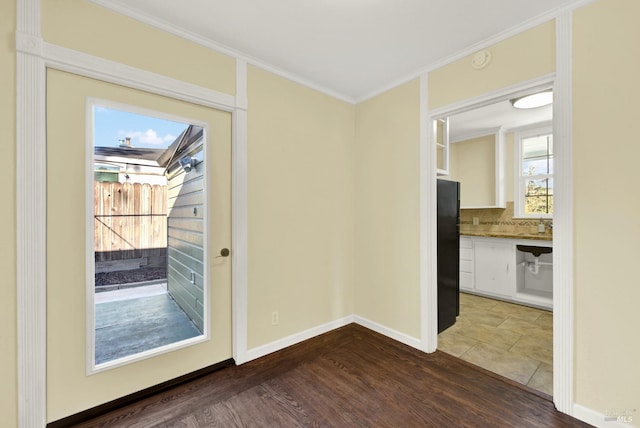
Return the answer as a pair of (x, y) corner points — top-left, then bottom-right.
(16, 2), (248, 425)
(420, 12), (574, 414)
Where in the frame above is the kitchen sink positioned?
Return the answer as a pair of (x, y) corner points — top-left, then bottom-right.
(516, 245), (552, 257)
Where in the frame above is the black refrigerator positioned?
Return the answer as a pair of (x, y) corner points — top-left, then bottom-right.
(437, 179), (460, 333)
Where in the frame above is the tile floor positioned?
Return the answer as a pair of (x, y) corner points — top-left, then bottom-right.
(438, 292), (553, 395)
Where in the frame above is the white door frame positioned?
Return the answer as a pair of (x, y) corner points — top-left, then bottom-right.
(420, 13), (574, 416)
(15, 1), (248, 425)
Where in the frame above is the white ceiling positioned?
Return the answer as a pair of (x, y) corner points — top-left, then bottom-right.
(449, 100), (553, 142)
(96, 0), (579, 102)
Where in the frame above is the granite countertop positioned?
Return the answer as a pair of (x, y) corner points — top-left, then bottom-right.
(460, 230), (553, 241)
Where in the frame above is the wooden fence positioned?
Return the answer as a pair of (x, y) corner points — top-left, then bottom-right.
(94, 181), (167, 267)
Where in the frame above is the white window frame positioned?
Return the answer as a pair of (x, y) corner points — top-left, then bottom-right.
(514, 123), (553, 219)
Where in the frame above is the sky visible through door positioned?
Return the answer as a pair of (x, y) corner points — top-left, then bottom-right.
(94, 106), (188, 149)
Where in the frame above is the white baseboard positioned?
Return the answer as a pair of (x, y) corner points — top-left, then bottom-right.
(242, 314), (423, 364)
(574, 404), (636, 428)
(243, 315), (355, 363)
(353, 315), (422, 350)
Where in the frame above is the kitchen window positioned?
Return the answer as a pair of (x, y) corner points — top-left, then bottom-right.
(514, 125), (553, 218)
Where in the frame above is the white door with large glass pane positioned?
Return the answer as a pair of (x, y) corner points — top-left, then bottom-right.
(45, 68), (232, 423)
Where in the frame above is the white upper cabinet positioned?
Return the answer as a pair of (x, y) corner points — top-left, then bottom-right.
(434, 118), (449, 176)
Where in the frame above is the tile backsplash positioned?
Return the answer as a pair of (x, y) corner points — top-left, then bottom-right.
(460, 201), (552, 237)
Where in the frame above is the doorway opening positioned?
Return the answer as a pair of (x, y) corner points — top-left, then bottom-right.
(89, 103), (210, 371)
(433, 87), (554, 395)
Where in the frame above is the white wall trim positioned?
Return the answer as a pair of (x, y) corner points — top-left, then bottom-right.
(420, 73), (562, 352)
(423, 69), (577, 413)
(88, 0), (355, 105)
(354, 316), (422, 350)
(244, 315), (421, 367)
(38, 42), (237, 112)
(85, 98), (97, 376)
(16, 0), (46, 426)
(245, 316), (355, 362)
(422, 14), (578, 412)
(429, 73), (555, 118)
(419, 74), (438, 353)
(232, 59), (249, 364)
(553, 11), (575, 416)
(573, 404), (636, 428)
(16, 53), (47, 427)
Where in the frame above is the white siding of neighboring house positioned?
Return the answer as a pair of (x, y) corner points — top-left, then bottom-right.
(166, 140), (205, 332)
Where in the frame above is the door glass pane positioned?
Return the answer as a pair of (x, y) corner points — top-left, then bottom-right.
(92, 104), (206, 368)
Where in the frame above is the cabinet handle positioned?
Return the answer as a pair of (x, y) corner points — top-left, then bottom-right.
(506, 264), (509, 273)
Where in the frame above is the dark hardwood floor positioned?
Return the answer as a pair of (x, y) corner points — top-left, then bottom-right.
(74, 324), (590, 427)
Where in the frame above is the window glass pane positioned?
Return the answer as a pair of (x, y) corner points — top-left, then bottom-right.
(522, 135), (549, 158)
(525, 196), (553, 214)
(524, 178), (553, 214)
(523, 158), (549, 176)
(94, 164), (120, 182)
(522, 134), (553, 175)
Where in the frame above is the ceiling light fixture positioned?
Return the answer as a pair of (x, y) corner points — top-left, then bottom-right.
(510, 90), (553, 109)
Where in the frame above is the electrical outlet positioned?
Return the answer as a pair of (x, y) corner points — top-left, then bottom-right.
(472, 217), (480, 226)
(271, 311), (279, 326)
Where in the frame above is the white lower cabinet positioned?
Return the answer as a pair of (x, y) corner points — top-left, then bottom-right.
(473, 240), (514, 299)
(459, 237), (474, 291)
(460, 235), (553, 310)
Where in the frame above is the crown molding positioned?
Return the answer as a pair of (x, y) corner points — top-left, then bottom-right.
(90, 0), (594, 106)
(88, 0), (356, 104)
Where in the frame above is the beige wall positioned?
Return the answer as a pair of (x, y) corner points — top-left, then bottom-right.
(246, 66), (356, 348)
(429, 21), (555, 110)
(573, 0), (640, 421)
(42, 0), (236, 95)
(450, 134), (496, 207)
(354, 79), (421, 339)
(0, 1), (17, 426)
